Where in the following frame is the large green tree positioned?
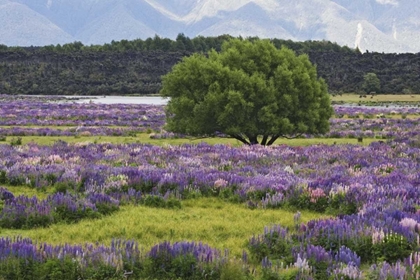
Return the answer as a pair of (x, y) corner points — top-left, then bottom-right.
(160, 39), (333, 146)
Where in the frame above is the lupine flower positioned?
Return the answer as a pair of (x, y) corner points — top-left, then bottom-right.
(369, 261), (407, 280)
(214, 178), (228, 189)
(372, 228), (386, 245)
(399, 217), (419, 232)
(332, 263), (363, 279)
(294, 254), (311, 271)
(334, 246), (361, 267)
(309, 188), (326, 203)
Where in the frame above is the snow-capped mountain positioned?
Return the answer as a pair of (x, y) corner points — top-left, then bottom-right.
(1, 0), (419, 53)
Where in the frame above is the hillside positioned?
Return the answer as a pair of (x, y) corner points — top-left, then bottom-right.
(0, 38), (419, 95)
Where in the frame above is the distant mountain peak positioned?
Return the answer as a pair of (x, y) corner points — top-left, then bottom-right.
(1, 0), (419, 53)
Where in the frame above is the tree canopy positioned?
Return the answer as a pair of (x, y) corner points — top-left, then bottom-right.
(362, 72), (381, 94)
(160, 38), (333, 145)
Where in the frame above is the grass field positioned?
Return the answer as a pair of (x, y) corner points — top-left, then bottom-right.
(1, 134), (378, 146)
(331, 93), (420, 103)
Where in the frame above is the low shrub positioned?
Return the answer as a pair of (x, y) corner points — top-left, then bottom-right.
(142, 194), (181, 209)
(10, 136), (22, 146)
(248, 225), (295, 265)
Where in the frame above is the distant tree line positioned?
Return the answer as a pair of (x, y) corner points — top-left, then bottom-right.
(0, 34), (355, 54)
(0, 34), (418, 95)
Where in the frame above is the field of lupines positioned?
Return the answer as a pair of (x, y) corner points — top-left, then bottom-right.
(1, 94), (420, 140)
(0, 95), (420, 279)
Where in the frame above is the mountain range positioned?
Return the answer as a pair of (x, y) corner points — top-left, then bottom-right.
(1, 0), (419, 53)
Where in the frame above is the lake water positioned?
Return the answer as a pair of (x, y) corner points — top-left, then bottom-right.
(66, 96), (168, 105)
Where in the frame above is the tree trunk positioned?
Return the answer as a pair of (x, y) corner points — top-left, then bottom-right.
(261, 135), (269, 146)
(248, 135), (259, 145)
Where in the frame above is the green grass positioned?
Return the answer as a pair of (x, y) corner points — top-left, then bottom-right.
(331, 93), (420, 103)
(1, 185), (52, 200)
(0, 197), (327, 258)
(1, 134), (378, 146)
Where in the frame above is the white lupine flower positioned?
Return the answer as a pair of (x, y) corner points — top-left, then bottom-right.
(400, 218), (419, 231)
(294, 254), (311, 271)
(284, 165), (294, 174)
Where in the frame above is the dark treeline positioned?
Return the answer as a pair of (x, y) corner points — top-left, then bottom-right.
(0, 34), (354, 54)
(0, 34), (418, 95)
(311, 51), (420, 94)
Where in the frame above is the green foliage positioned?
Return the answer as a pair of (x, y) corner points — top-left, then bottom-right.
(308, 259), (329, 280)
(219, 259), (251, 280)
(161, 38), (333, 146)
(165, 197), (182, 209)
(0, 170), (6, 184)
(53, 181), (78, 194)
(53, 205), (100, 224)
(95, 202), (119, 216)
(284, 187), (310, 210)
(308, 196), (329, 213)
(0, 34), (354, 54)
(10, 136), (22, 146)
(142, 195), (166, 208)
(0, 35), (419, 95)
(248, 232), (295, 265)
(142, 195), (182, 209)
(217, 186), (242, 203)
(143, 252), (217, 280)
(0, 257), (36, 280)
(247, 189), (275, 201)
(0, 213), (53, 229)
(371, 233), (414, 263)
(0, 256), (124, 280)
(362, 73), (381, 94)
(261, 268), (284, 280)
(36, 257), (79, 280)
(81, 264), (119, 279)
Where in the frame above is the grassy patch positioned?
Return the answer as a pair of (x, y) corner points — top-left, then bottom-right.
(0, 134), (377, 146)
(0, 185), (52, 200)
(331, 93), (420, 104)
(0, 197), (327, 257)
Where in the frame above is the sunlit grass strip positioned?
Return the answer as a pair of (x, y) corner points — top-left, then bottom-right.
(0, 134), (377, 146)
(1, 185), (52, 200)
(0, 197), (327, 257)
(331, 93), (420, 103)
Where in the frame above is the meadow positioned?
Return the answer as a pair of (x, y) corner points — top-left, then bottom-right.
(331, 93), (420, 106)
(0, 94), (420, 279)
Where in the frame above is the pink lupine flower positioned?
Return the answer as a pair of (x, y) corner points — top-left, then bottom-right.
(214, 178), (228, 189)
(310, 187), (326, 203)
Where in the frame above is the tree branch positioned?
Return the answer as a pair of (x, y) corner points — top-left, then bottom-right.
(280, 133), (303, 139)
(229, 134), (250, 145)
